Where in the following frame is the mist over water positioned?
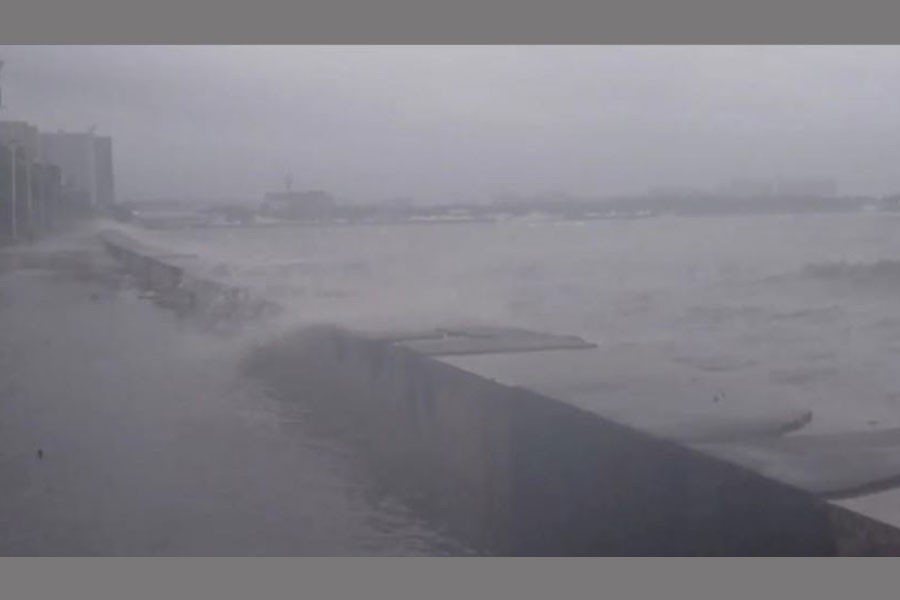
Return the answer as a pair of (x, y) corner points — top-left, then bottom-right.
(12, 44), (900, 555)
(12, 211), (900, 553)
(126, 212), (900, 435)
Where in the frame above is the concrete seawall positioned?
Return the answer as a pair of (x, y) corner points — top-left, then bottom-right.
(100, 229), (900, 555)
(101, 230), (275, 321)
(245, 326), (841, 555)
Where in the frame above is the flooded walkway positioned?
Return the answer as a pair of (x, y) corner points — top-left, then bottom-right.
(0, 231), (470, 555)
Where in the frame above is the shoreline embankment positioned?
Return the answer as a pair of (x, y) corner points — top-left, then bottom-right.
(99, 228), (900, 556)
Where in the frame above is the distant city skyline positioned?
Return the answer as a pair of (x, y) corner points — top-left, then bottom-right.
(0, 119), (115, 208)
(3, 46), (900, 204)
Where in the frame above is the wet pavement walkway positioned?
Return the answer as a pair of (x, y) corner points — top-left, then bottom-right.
(0, 230), (469, 555)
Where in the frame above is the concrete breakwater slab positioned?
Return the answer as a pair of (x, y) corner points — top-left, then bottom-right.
(363, 325), (597, 356)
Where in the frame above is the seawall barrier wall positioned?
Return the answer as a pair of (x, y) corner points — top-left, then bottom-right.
(101, 229), (900, 555)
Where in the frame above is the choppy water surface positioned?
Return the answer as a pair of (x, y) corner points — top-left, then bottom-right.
(134, 213), (900, 434)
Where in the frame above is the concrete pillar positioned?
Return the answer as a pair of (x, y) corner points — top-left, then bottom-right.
(32, 164), (45, 236)
(0, 145), (10, 241)
(9, 144), (17, 241)
(24, 156), (33, 241)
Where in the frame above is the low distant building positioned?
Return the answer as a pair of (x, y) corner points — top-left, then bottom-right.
(881, 194), (900, 212)
(775, 179), (838, 198)
(260, 189), (337, 220)
(647, 185), (709, 198)
(719, 177), (838, 199)
(720, 179), (776, 198)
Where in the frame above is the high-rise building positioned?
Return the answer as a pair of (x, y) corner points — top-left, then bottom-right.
(92, 135), (115, 207)
(0, 120), (40, 161)
(38, 130), (115, 208)
(1, 121), (40, 240)
(1, 120), (67, 239)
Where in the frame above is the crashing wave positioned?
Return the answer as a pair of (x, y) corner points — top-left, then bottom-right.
(764, 259), (900, 289)
(800, 259), (900, 286)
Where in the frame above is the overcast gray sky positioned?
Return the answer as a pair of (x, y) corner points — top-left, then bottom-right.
(2, 46), (900, 203)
